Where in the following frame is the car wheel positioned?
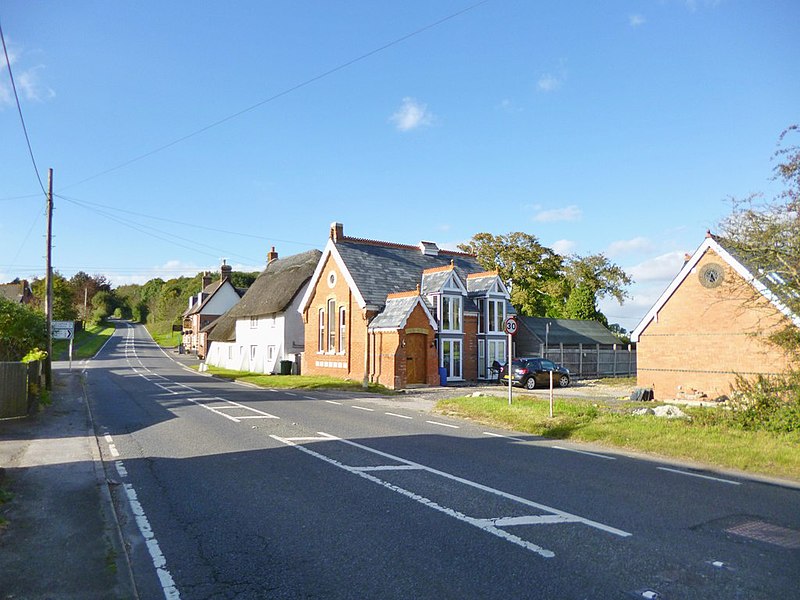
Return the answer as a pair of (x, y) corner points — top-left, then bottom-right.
(524, 377), (537, 390)
(558, 374), (570, 388)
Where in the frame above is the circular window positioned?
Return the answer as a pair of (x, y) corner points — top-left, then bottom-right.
(327, 271), (337, 288)
(698, 263), (724, 288)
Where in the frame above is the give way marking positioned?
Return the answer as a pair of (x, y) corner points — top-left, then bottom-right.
(271, 431), (630, 559)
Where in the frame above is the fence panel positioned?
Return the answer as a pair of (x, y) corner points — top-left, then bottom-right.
(540, 345), (636, 379)
(0, 362), (28, 418)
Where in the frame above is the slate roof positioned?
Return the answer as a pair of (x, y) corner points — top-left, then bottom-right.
(368, 296), (430, 330)
(334, 238), (483, 308)
(184, 280), (230, 317)
(518, 317), (620, 346)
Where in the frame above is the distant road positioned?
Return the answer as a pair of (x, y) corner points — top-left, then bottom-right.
(84, 322), (800, 599)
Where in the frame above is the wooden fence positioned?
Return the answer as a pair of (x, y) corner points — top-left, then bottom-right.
(539, 344), (637, 379)
(0, 361), (44, 418)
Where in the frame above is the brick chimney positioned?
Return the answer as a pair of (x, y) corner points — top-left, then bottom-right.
(267, 246), (279, 264)
(202, 271), (212, 289)
(220, 259), (232, 281)
(330, 222), (344, 242)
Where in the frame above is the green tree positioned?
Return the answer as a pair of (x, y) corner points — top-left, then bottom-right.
(0, 297), (47, 361)
(30, 272), (79, 320)
(561, 254), (632, 323)
(69, 271), (111, 321)
(458, 232), (564, 316)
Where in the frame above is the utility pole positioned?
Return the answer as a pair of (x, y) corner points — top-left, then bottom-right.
(44, 168), (53, 390)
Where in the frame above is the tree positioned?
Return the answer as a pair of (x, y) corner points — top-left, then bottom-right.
(719, 125), (800, 354)
(458, 232), (632, 323)
(69, 271), (111, 321)
(458, 232), (564, 316)
(30, 272), (79, 321)
(0, 297), (47, 361)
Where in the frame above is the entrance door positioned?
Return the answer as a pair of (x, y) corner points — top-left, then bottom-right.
(405, 333), (427, 384)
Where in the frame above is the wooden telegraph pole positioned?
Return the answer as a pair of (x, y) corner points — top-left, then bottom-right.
(44, 168), (53, 390)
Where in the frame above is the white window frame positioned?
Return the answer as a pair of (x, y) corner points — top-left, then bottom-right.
(441, 339), (463, 380)
(488, 299), (506, 333)
(318, 308), (325, 353)
(441, 295), (462, 332)
(339, 306), (346, 354)
(250, 316), (258, 329)
(327, 299), (336, 352)
(267, 345), (275, 361)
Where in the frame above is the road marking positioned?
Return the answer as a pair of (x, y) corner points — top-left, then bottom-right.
(351, 405), (374, 412)
(303, 396), (317, 400)
(123, 483), (181, 599)
(284, 392), (298, 397)
(386, 412), (413, 419)
(482, 431), (525, 442)
(476, 515), (576, 527)
(657, 467), (741, 485)
(325, 400), (342, 405)
(109, 444), (120, 457)
(115, 461), (128, 478)
(351, 465), (422, 472)
(104, 434), (114, 443)
(425, 420), (459, 429)
(185, 396), (279, 423)
(551, 446), (616, 460)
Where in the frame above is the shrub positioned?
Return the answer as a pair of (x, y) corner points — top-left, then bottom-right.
(728, 371), (800, 433)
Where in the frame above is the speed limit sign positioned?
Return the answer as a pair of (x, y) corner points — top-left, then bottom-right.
(503, 316), (518, 335)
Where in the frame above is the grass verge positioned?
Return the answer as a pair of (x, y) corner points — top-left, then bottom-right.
(197, 364), (394, 395)
(52, 322), (115, 360)
(436, 394), (800, 481)
(147, 323), (181, 348)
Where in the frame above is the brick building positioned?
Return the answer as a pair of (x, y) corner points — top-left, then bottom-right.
(298, 223), (514, 389)
(631, 232), (799, 400)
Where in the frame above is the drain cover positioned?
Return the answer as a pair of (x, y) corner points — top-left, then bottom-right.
(725, 519), (800, 549)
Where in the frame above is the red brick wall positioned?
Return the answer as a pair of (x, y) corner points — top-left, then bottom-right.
(637, 248), (797, 399)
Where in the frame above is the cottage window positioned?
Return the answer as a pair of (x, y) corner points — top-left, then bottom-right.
(441, 339), (463, 379)
(267, 345), (275, 361)
(339, 306), (346, 353)
(327, 299), (336, 352)
(250, 316), (258, 329)
(318, 308), (325, 353)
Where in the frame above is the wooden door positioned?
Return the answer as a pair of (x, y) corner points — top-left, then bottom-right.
(405, 334), (427, 384)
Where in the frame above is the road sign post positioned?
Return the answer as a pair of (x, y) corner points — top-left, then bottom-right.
(503, 317), (518, 405)
(52, 321), (75, 371)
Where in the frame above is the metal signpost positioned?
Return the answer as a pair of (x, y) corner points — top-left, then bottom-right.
(52, 320), (75, 371)
(503, 316), (518, 405)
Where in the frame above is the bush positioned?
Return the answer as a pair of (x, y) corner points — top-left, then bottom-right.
(728, 371), (800, 433)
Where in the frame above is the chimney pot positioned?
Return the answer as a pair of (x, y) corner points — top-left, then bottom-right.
(330, 222), (344, 242)
(202, 271), (212, 289)
(267, 246), (279, 264)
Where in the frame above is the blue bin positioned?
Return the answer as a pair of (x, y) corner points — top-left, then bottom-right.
(438, 367), (447, 386)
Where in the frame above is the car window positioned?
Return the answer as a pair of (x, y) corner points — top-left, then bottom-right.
(541, 360), (556, 370)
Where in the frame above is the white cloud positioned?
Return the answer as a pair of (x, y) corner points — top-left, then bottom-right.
(552, 239), (577, 255)
(389, 97), (435, 132)
(629, 14), (646, 27)
(497, 98), (521, 113)
(628, 250), (686, 282)
(606, 236), (654, 257)
(537, 73), (562, 93)
(0, 41), (55, 107)
(533, 205), (582, 223)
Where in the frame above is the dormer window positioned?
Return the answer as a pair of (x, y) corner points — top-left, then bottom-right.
(488, 299), (505, 333)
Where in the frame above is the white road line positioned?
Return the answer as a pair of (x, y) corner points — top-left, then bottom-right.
(482, 432), (525, 442)
(334, 434), (631, 538)
(351, 465), (422, 472)
(104, 434), (114, 443)
(123, 484), (181, 600)
(477, 515), (576, 527)
(115, 461), (128, 478)
(386, 412), (413, 419)
(551, 446), (616, 460)
(657, 467), (741, 485)
(325, 400), (342, 405)
(109, 444), (120, 458)
(351, 405), (374, 412)
(271, 433), (556, 558)
(303, 396), (317, 400)
(284, 392), (298, 397)
(426, 420), (459, 429)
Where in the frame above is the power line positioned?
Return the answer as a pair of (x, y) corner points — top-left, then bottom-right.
(61, 0), (492, 190)
(0, 17), (47, 197)
(56, 194), (317, 248)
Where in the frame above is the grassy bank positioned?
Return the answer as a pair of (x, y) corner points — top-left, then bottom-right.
(52, 322), (115, 360)
(436, 394), (800, 481)
(146, 321), (181, 347)
(197, 365), (393, 395)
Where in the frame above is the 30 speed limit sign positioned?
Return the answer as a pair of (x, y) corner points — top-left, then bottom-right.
(503, 316), (518, 335)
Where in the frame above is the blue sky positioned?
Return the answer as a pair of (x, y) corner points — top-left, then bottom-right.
(1, 1), (797, 331)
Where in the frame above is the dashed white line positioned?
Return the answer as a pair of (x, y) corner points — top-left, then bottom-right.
(385, 412), (412, 419)
(425, 420), (459, 429)
(108, 444), (120, 458)
(657, 467), (741, 485)
(325, 400), (342, 405)
(482, 431), (525, 442)
(303, 396), (316, 400)
(551, 446), (616, 460)
(351, 405), (374, 412)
